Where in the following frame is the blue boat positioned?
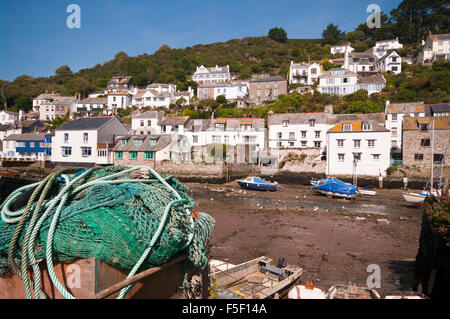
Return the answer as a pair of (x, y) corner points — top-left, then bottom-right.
(237, 177), (279, 191)
(313, 178), (357, 199)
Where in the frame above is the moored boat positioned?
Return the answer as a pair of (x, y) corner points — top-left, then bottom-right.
(288, 282), (326, 299)
(401, 190), (432, 204)
(211, 256), (303, 299)
(237, 177), (279, 191)
(313, 178), (357, 199)
(325, 283), (381, 299)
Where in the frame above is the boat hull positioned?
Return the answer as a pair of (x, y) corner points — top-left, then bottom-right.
(314, 189), (356, 199)
(237, 181), (277, 191)
(401, 191), (430, 204)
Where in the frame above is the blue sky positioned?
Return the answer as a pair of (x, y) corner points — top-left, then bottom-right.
(0, 0), (402, 81)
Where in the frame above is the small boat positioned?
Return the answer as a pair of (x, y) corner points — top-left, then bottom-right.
(384, 291), (427, 299)
(237, 177), (279, 191)
(313, 178), (357, 199)
(401, 190), (433, 204)
(326, 283), (381, 299)
(288, 282), (326, 299)
(210, 260), (236, 275)
(211, 256), (303, 299)
(357, 189), (377, 196)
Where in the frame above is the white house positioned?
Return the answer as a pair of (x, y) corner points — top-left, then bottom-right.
(418, 32), (450, 64)
(2, 132), (53, 162)
(289, 62), (321, 85)
(183, 118), (266, 151)
(326, 120), (391, 177)
(51, 117), (129, 166)
(33, 92), (62, 112)
(318, 68), (359, 95)
(384, 101), (425, 152)
(193, 65), (231, 84)
(158, 116), (190, 135)
(197, 81), (248, 101)
(0, 110), (19, 125)
(268, 106), (386, 156)
(107, 90), (131, 112)
(75, 97), (108, 115)
(375, 50), (402, 74)
(344, 49), (377, 74)
(131, 110), (164, 135)
(356, 74), (386, 95)
(0, 123), (21, 141)
(372, 38), (403, 59)
(331, 44), (354, 55)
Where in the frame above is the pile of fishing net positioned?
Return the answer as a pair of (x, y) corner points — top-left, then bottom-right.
(0, 166), (215, 298)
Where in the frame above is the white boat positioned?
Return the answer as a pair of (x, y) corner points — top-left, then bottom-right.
(288, 283), (326, 299)
(357, 189), (377, 196)
(401, 190), (433, 204)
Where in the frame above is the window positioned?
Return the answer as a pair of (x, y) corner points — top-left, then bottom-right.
(368, 140), (375, 147)
(277, 132), (282, 140)
(392, 140), (398, 148)
(144, 152), (154, 160)
(391, 128), (398, 137)
(343, 124), (352, 131)
(353, 152), (362, 161)
(83, 133), (88, 143)
(147, 120), (152, 126)
(434, 154), (444, 164)
(61, 146), (72, 157)
(337, 139), (344, 147)
(309, 119), (316, 127)
(372, 154), (380, 161)
(116, 151), (123, 159)
(129, 151), (138, 160)
(64, 133), (69, 143)
(81, 147), (92, 157)
(421, 139), (431, 147)
(289, 132), (295, 140)
(133, 139), (144, 147)
(140, 120), (144, 127)
(282, 120), (289, 127)
(354, 140), (361, 148)
(362, 123), (372, 131)
(215, 123), (225, 131)
(314, 141), (321, 148)
(343, 78), (348, 83)
(392, 66), (398, 71)
(315, 131), (321, 138)
(120, 139), (128, 146)
(224, 136), (230, 144)
(277, 142), (282, 147)
(414, 154), (424, 161)
(192, 136), (199, 144)
(419, 123), (430, 131)
(212, 135), (221, 143)
(391, 114), (398, 121)
(338, 154), (345, 162)
(301, 141), (307, 147)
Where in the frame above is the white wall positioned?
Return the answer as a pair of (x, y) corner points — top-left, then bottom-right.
(326, 131), (391, 177)
(269, 123), (330, 153)
(51, 130), (104, 164)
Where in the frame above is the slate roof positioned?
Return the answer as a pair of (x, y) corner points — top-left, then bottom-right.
(403, 116), (450, 131)
(424, 103), (450, 116)
(268, 112), (385, 126)
(158, 117), (190, 126)
(113, 134), (172, 152)
(77, 97), (107, 105)
(357, 74), (386, 85)
(250, 76), (287, 83)
(56, 117), (116, 131)
(386, 102), (425, 114)
(4, 133), (49, 141)
(132, 111), (163, 120)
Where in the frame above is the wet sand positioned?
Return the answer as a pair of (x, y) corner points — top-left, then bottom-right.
(186, 182), (423, 295)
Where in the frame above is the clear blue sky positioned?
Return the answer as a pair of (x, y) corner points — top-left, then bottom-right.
(0, 0), (402, 82)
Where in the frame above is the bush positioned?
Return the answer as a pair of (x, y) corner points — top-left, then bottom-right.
(386, 165), (398, 175)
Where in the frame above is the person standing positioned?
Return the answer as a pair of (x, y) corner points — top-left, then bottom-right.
(403, 176), (408, 190)
(378, 174), (383, 189)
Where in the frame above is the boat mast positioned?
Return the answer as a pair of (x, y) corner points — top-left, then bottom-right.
(431, 119), (435, 191)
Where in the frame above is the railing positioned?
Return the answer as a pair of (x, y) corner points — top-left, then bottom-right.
(390, 159), (403, 166)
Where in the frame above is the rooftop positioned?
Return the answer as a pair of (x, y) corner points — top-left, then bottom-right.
(113, 134), (172, 152)
(403, 116), (450, 131)
(4, 133), (50, 141)
(328, 120), (389, 133)
(56, 117), (116, 131)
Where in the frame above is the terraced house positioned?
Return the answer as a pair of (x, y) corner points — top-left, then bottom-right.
(1, 132), (53, 162)
(192, 65), (231, 84)
(248, 76), (288, 105)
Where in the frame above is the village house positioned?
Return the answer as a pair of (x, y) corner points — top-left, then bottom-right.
(32, 92), (62, 112)
(112, 134), (173, 166)
(318, 68), (385, 96)
(326, 120), (391, 177)
(288, 61), (321, 85)
(1, 132), (53, 162)
(418, 32), (450, 64)
(51, 117), (129, 167)
(248, 76), (288, 105)
(131, 110), (165, 135)
(107, 90), (132, 112)
(372, 38), (403, 59)
(0, 110), (19, 125)
(75, 97), (108, 116)
(374, 50), (402, 74)
(38, 96), (77, 121)
(193, 65), (231, 84)
(183, 117), (266, 151)
(158, 116), (190, 135)
(384, 101), (426, 153)
(268, 106), (386, 156)
(197, 81), (248, 101)
(330, 43), (354, 55)
(344, 49), (377, 74)
(107, 75), (135, 93)
(402, 116), (450, 168)
(132, 89), (173, 109)
(0, 123), (21, 141)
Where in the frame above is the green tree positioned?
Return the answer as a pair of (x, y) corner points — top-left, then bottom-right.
(268, 27), (288, 43)
(322, 23), (346, 45)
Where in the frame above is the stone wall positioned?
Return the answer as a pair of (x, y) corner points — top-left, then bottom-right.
(277, 148), (327, 174)
(403, 129), (450, 168)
